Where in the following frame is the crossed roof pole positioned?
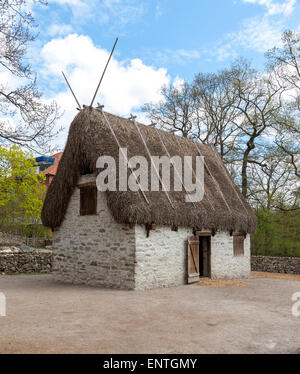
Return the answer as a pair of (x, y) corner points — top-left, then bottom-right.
(60, 37), (243, 214)
(62, 37), (118, 111)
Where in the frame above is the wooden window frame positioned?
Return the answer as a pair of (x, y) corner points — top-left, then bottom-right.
(195, 231), (212, 237)
(233, 234), (245, 257)
(79, 185), (97, 216)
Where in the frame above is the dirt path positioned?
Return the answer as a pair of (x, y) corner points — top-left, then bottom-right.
(251, 271), (300, 281)
(0, 274), (300, 354)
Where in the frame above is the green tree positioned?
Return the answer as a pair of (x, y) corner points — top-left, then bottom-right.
(0, 145), (45, 226)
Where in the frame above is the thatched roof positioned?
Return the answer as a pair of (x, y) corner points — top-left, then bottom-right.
(41, 107), (256, 233)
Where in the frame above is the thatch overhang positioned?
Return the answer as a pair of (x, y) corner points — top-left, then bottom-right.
(41, 107), (256, 233)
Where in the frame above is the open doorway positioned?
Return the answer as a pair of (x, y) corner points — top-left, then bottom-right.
(187, 234), (211, 283)
(199, 236), (211, 277)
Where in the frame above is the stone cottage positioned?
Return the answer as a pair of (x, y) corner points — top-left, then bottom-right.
(42, 106), (256, 290)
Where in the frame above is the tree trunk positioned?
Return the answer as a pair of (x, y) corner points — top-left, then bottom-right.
(241, 138), (255, 197)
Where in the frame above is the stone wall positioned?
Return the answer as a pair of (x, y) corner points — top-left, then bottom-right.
(0, 230), (50, 249)
(134, 229), (251, 289)
(251, 255), (300, 274)
(211, 232), (251, 279)
(52, 174), (252, 289)
(134, 225), (192, 290)
(0, 250), (52, 274)
(52, 175), (136, 289)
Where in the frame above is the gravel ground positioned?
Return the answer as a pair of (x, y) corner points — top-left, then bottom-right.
(251, 271), (300, 281)
(0, 273), (300, 354)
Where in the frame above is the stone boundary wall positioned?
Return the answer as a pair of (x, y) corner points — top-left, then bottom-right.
(0, 231), (50, 248)
(251, 255), (300, 274)
(0, 250), (52, 274)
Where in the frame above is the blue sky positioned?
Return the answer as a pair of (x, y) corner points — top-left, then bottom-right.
(27, 0), (300, 147)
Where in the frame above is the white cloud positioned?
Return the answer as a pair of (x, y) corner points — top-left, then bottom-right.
(155, 3), (163, 19)
(173, 76), (185, 89)
(39, 34), (170, 145)
(229, 15), (283, 52)
(225, 0), (298, 54)
(177, 49), (200, 59)
(48, 0), (92, 19)
(48, 0), (146, 27)
(47, 24), (73, 37)
(147, 48), (201, 67)
(206, 43), (238, 62)
(242, 0), (296, 16)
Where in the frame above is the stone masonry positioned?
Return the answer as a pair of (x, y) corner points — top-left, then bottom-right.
(251, 255), (300, 274)
(135, 229), (251, 289)
(52, 175), (251, 290)
(0, 250), (52, 274)
(135, 225), (191, 290)
(211, 232), (251, 279)
(52, 175), (136, 289)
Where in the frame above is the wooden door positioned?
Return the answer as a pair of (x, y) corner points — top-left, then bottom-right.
(188, 236), (199, 283)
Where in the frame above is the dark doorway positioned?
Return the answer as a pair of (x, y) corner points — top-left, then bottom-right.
(199, 236), (211, 277)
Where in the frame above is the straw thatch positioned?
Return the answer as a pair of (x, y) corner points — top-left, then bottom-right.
(41, 107), (256, 233)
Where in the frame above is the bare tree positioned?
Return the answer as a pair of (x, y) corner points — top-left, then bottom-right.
(0, 0), (61, 153)
(143, 71), (242, 163)
(226, 59), (284, 197)
(191, 71), (241, 161)
(142, 81), (197, 138)
(142, 55), (297, 205)
(266, 30), (300, 93)
(274, 109), (300, 178)
(266, 30), (300, 178)
(247, 151), (298, 210)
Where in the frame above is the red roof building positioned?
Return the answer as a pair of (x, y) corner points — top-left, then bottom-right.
(41, 152), (63, 186)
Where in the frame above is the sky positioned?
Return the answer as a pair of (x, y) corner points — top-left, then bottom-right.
(27, 0), (300, 149)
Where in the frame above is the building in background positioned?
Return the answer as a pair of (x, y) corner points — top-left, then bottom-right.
(35, 152), (63, 186)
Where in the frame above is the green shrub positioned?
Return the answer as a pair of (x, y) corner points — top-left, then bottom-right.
(251, 209), (300, 257)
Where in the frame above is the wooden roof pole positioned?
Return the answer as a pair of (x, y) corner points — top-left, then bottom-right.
(170, 131), (214, 212)
(209, 145), (249, 215)
(193, 141), (232, 213)
(153, 125), (196, 208)
(61, 71), (82, 110)
(129, 115), (175, 209)
(97, 106), (149, 205)
(90, 38), (118, 107)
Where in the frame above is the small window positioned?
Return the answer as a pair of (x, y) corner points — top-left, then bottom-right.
(233, 235), (244, 256)
(80, 186), (97, 216)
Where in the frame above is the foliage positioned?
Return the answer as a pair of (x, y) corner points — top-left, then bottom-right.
(0, 223), (51, 238)
(0, 145), (46, 225)
(251, 209), (300, 257)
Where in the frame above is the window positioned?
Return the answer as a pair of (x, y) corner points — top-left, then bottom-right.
(80, 186), (97, 216)
(233, 234), (244, 256)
